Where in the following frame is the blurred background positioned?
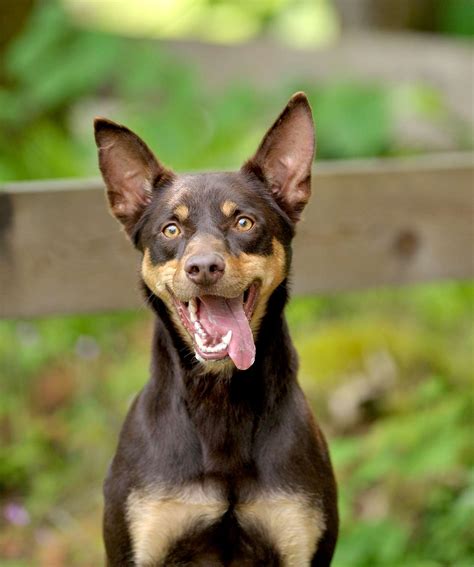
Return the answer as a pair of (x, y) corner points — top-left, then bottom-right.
(0, 0), (473, 565)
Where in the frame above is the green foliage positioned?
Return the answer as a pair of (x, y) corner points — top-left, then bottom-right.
(0, 1), (468, 182)
(438, 0), (474, 38)
(64, 0), (338, 46)
(287, 283), (474, 566)
(291, 282), (473, 392)
(332, 378), (473, 566)
(305, 82), (392, 159)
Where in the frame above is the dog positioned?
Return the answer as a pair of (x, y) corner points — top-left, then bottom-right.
(94, 92), (338, 566)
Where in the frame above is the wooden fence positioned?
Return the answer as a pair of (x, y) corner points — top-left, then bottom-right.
(0, 152), (473, 319)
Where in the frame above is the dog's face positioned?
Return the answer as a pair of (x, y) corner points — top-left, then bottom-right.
(94, 93), (315, 371)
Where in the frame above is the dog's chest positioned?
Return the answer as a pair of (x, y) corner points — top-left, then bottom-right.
(126, 482), (325, 566)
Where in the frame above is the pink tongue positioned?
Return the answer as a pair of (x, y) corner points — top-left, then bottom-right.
(199, 295), (256, 370)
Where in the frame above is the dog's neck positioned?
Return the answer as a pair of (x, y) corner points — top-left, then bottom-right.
(144, 283), (298, 474)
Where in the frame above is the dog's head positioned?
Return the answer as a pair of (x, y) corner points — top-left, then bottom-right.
(94, 93), (315, 371)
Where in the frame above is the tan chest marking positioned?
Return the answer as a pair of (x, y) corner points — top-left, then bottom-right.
(127, 483), (227, 566)
(236, 492), (325, 567)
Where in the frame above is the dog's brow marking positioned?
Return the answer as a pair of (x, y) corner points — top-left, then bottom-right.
(221, 200), (237, 217)
(236, 492), (325, 566)
(127, 483), (227, 565)
(173, 204), (189, 222)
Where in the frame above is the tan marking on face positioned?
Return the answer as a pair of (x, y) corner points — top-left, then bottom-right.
(221, 200), (237, 217)
(141, 250), (192, 349)
(173, 204), (189, 222)
(142, 249), (178, 299)
(236, 492), (325, 566)
(127, 483), (227, 565)
(141, 237), (287, 370)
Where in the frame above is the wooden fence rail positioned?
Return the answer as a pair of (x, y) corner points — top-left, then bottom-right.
(0, 153), (473, 319)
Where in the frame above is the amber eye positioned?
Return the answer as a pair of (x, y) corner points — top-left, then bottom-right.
(162, 223), (181, 239)
(235, 216), (254, 232)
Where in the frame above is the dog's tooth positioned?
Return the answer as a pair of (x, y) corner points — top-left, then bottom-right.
(195, 334), (227, 355)
(205, 341), (226, 353)
(195, 352), (205, 363)
(189, 299), (197, 322)
(194, 321), (204, 334)
(222, 330), (232, 346)
(196, 325), (206, 338)
(194, 333), (205, 350)
(199, 338), (215, 353)
(193, 321), (206, 336)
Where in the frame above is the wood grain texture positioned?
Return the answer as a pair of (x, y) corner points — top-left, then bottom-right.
(0, 154), (473, 318)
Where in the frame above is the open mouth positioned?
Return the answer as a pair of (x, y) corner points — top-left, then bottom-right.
(170, 283), (260, 370)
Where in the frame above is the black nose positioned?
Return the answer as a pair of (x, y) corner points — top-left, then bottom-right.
(184, 253), (225, 286)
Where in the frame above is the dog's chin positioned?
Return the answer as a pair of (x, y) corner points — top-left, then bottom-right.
(168, 282), (260, 370)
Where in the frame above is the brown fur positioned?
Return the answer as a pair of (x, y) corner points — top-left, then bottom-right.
(94, 93), (338, 566)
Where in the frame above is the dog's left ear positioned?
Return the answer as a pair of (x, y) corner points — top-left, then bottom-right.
(243, 92), (315, 222)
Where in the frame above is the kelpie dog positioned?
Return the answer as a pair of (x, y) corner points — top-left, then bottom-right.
(94, 92), (338, 566)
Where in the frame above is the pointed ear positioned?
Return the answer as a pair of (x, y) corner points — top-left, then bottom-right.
(94, 118), (174, 236)
(242, 92), (315, 222)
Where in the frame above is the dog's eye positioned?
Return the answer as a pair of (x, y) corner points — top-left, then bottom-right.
(235, 216), (254, 232)
(162, 223), (181, 239)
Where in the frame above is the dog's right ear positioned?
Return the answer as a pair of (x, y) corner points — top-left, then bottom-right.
(94, 118), (174, 236)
